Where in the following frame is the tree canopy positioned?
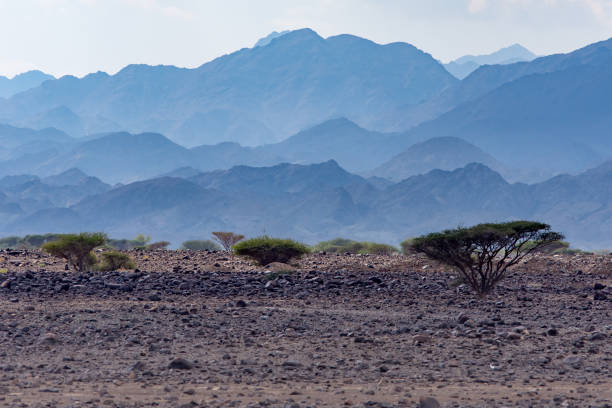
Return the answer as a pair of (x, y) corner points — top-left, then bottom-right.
(409, 221), (564, 295)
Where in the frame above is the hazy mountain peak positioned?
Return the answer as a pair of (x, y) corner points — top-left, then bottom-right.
(265, 28), (325, 47)
(454, 43), (536, 65)
(445, 43), (536, 79)
(254, 30), (291, 47)
(41, 168), (105, 187)
(0, 70), (55, 98)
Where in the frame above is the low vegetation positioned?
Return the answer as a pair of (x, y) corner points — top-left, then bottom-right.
(107, 234), (151, 250)
(97, 251), (136, 271)
(42, 232), (108, 272)
(146, 241), (171, 250)
(234, 236), (310, 265)
(408, 221), (564, 296)
(400, 238), (417, 255)
(181, 240), (221, 251)
(313, 238), (399, 255)
(0, 234), (63, 249)
(212, 231), (245, 251)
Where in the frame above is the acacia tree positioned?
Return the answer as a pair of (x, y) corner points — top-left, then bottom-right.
(42, 232), (107, 272)
(212, 231), (245, 252)
(409, 221), (564, 296)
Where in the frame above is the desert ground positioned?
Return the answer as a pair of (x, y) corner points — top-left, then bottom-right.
(0, 249), (611, 407)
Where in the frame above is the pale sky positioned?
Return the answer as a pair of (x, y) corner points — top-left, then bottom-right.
(1, 0), (611, 78)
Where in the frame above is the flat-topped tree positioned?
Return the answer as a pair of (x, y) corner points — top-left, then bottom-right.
(42, 232), (107, 272)
(408, 221), (564, 296)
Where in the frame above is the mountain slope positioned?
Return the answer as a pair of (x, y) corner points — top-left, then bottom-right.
(258, 118), (413, 172)
(0, 124), (73, 160)
(1, 132), (195, 184)
(371, 137), (505, 181)
(397, 37), (612, 128)
(400, 57), (612, 173)
(0, 29), (457, 145)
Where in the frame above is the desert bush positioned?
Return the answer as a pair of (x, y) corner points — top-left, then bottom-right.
(313, 238), (361, 253)
(21, 234), (63, 248)
(313, 238), (398, 255)
(233, 236), (310, 265)
(400, 238), (417, 255)
(146, 241), (171, 250)
(408, 221), (563, 296)
(0, 236), (20, 249)
(97, 251), (136, 271)
(108, 234), (151, 250)
(362, 242), (399, 255)
(181, 240), (221, 251)
(42, 232), (107, 272)
(0, 234), (64, 249)
(212, 231), (245, 251)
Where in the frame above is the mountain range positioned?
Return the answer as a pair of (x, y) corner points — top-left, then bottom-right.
(0, 29), (456, 146)
(2, 160), (612, 249)
(1, 29), (612, 248)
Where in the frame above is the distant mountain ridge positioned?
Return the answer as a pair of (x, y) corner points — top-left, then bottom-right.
(254, 30), (290, 47)
(3, 160), (612, 249)
(444, 44), (536, 79)
(0, 70), (55, 98)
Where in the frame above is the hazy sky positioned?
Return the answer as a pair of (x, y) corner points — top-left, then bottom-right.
(1, 0), (611, 78)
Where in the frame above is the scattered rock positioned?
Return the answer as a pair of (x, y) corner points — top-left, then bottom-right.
(507, 333), (522, 340)
(168, 358), (193, 370)
(594, 292), (607, 301)
(282, 360), (303, 369)
(588, 332), (607, 341)
(563, 356), (582, 369)
(412, 335), (431, 344)
(457, 313), (469, 324)
(419, 396), (441, 408)
(40, 333), (59, 345)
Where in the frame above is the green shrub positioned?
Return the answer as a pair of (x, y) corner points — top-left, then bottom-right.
(212, 231), (245, 251)
(313, 238), (398, 255)
(97, 251), (136, 271)
(409, 221), (563, 296)
(233, 236), (310, 265)
(42, 232), (107, 272)
(181, 240), (221, 251)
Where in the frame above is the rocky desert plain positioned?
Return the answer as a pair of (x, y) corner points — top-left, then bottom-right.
(0, 248), (610, 408)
